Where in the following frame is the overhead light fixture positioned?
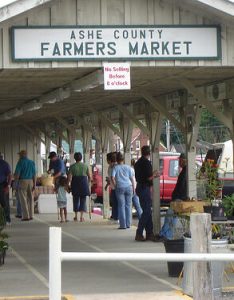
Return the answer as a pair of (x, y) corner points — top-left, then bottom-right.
(71, 69), (103, 92)
(39, 87), (71, 104)
(22, 100), (42, 112)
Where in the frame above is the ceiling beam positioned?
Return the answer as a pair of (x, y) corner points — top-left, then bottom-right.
(110, 101), (150, 136)
(141, 91), (185, 133)
(180, 78), (232, 131)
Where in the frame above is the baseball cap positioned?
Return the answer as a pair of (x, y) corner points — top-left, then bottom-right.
(18, 150), (27, 156)
(48, 151), (57, 159)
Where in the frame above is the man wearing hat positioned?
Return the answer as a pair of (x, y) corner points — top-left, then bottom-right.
(47, 151), (66, 188)
(0, 153), (12, 225)
(14, 150), (36, 221)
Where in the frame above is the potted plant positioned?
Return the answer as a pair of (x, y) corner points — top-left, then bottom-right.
(0, 206), (8, 266)
(197, 159), (226, 219)
(222, 193), (234, 220)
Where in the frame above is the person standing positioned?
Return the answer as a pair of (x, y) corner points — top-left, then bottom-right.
(56, 176), (69, 223)
(159, 153), (188, 240)
(130, 159), (143, 220)
(47, 151), (66, 189)
(134, 145), (159, 241)
(0, 153), (12, 225)
(171, 153), (187, 201)
(111, 152), (135, 229)
(14, 150), (36, 221)
(105, 152), (118, 220)
(68, 152), (91, 222)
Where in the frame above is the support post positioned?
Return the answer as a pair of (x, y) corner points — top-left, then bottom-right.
(190, 213), (214, 300)
(67, 129), (76, 165)
(146, 110), (162, 234)
(98, 119), (110, 219)
(119, 109), (133, 165)
(49, 227), (62, 300)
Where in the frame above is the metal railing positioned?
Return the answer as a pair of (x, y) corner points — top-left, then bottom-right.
(49, 226), (234, 300)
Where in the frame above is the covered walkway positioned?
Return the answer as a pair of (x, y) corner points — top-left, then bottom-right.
(1, 209), (234, 300)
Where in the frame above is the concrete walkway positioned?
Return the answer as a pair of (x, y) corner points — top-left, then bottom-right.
(0, 211), (233, 300)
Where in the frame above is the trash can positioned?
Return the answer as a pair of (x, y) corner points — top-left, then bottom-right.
(164, 239), (184, 277)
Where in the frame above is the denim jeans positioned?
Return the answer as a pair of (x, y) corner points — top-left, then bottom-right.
(115, 186), (132, 229)
(110, 189), (118, 220)
(136, 185), (153, 236)
(132, 194), (142, 220)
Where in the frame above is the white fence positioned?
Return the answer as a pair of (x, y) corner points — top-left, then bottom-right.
(49, 225), (234, 300)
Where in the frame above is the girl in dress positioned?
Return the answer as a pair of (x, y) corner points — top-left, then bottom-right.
(56, 176), (69, 223)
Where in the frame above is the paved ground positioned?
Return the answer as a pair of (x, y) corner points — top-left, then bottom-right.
(0, 210), (234, 300)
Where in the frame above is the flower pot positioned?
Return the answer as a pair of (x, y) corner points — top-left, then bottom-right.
(182, 237), (228, 297)
(163, 239), (184, 277)
(211, 206), (227, 221)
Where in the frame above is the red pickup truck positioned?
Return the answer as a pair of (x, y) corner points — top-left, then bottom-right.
(91, 153), (181, 204)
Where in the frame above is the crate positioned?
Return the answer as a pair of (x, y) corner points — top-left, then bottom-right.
(170, 201), (206, 214)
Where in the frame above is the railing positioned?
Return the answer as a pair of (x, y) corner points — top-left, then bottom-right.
(49, 225), (234, 300)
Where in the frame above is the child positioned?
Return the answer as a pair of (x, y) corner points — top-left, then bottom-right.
(56, 176), (69, 223)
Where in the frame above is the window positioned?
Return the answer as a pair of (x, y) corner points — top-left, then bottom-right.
(136, 140), (140, 150)
(159, 159), (164, 174)
(169, 160), (179, 177)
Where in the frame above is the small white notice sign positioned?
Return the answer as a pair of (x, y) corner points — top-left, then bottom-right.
(103, 63), (131, 90)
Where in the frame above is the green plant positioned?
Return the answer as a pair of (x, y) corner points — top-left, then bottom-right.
(198, 159), (222, 203)
(222, 194), (234, 217)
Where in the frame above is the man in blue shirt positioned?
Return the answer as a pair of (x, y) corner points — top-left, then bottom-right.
(0, 153), (12, 225)
(47, 152), (66, 189)
(14, 150), (36, 221)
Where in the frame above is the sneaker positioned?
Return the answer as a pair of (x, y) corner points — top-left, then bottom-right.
(135, 234), (146, 241)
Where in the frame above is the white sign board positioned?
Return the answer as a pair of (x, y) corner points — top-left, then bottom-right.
(11, 26), (221, 61)
(104, 63), (130, 90)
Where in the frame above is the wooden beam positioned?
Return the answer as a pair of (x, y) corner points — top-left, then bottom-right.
(110, 101), (149, 136)
(141, 91), (185, 133)
(180, 78), (232, 131)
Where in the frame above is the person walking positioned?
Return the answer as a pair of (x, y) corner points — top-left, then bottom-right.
(47, 151), (66, 189)
(14, 150), (36, 221)
(0, 153), (12, 225)
(130, 159), (142, 220)
(134, 145), (159, 241)
(68, 152), (91, 222)
(111, 152), (135, 229)
(105, 152), (118, 220)
(56, 176), (69, 223)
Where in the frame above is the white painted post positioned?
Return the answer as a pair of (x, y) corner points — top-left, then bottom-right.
(191, 213), (214, 300)
(49, 227), (62, 300)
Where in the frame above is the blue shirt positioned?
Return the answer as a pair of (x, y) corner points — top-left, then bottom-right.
(49, 158), (66, 176)
(0, 159), (11, 184)
(15, 157), (36, 179)
(111, 164), (133, 188)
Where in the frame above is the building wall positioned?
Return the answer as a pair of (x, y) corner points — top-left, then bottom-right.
(0, 0), (233, 68)
(0, 127), (39, 175)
